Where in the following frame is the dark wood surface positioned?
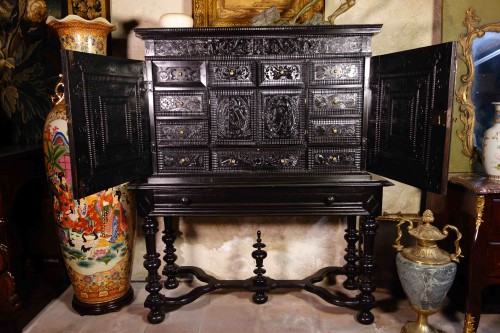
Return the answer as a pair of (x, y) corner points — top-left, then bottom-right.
(0, 145), (68, 333)
(431, 173), (500, 333)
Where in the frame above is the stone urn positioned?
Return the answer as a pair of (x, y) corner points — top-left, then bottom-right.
(394, 209), (462, 333)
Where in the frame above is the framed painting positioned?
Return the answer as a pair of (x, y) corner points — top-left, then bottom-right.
(63, 0), (111, 21)
(193, 0), (324, 27)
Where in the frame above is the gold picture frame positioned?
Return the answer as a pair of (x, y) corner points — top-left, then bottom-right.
(64, 0), (111, 21)
(193, 0), (324, 27)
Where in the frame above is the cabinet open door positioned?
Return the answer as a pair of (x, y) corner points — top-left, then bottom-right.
(61, 50), (152, 199)
(367, 42), (457, 194)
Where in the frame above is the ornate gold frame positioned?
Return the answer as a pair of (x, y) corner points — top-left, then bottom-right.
(456, 8), (500, 162)
(193, 0), (324, 27)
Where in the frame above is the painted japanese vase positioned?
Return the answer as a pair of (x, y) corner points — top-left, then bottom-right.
(44, 15), (136, 315)
(482, 102), (500, 180)
(393, 210), (462, 333)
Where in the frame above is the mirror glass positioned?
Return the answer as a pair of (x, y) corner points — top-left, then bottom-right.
(471, 31), (500, 150)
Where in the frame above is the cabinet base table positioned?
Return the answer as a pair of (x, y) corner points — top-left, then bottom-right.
(133, 177), (390, 325)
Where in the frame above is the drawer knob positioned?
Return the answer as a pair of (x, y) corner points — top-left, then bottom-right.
(229, 69), (235, 76)
(177, 71), (183, 76)
(179, 130), (185, 135)
(328, 155), (338, 164)
(332, 127), (339, 135)
(181, 197), (191, 205)
(325, 196), (335, 205)
(178, 101), (184, 106)
(332, 97), (341, 105)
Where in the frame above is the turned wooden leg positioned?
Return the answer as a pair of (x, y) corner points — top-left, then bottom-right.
(142, 216), (165, 324)
(356, 215), (377, 325)
(162, 216), (179, 289)
(343, 215), (359, 290)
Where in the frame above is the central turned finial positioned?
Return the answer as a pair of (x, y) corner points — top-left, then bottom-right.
(252, 230), (268, 304)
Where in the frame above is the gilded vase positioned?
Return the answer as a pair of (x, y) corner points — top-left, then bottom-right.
(393, 210), (462, 333)
(482, 102), (500, 180)
(43, 15), (136, 315)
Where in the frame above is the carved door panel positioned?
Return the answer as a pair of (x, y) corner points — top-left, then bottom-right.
(61, 50), (151, 198)
(210, 90), (257, 146)
(260, 89), (305, 145)
(367, 42), (457, 194)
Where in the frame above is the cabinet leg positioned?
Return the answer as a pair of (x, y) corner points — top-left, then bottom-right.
(356, 215), (377, 325)
(142, 216), (165, 324)
(343, 216), (359, 290)
(162, 216), (179, 289)
(463, 275), (483, 332)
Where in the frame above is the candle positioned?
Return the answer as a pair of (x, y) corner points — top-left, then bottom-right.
(159, 13), (194, 28)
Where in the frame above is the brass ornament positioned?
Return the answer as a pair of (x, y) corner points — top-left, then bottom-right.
(51, 74), (65, 106)
(475, 195), (485, 232)
(463, 313), (476, 333)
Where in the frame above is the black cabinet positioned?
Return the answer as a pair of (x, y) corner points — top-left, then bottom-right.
(59, 25), (456, 326)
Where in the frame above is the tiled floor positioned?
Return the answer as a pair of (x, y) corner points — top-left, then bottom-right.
(24, 281), (500, 333)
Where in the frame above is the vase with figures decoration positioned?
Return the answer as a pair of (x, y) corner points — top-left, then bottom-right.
(43, 15), (136, 315)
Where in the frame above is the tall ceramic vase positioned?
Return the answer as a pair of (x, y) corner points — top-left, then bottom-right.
(482, 102), (500, 180)
(43, 15), (136, 315)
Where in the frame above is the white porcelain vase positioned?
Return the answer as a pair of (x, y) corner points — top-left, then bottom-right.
(482, 102), (500, 180)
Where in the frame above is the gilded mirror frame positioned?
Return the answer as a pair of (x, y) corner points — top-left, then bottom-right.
(456, 8), (500, 162)
(193, 0), (324, 27)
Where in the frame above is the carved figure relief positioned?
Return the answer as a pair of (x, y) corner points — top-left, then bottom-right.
(216, 96), (252, 139)
(263, 94), (299, 139)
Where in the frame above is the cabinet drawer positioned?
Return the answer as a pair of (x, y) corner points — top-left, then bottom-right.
(156, 119), (208, 146)
(210, 90), (257, 146)
(157, 148), (210, 173)
(155, 91), (207, 117)
(310, 59), (364, 85)
(212, 148), (306, 172)
(259, 61), (306, 86)
(309, 118), (361, 145)
(487, 242), (500, 278)
(152, 185), (378, 215)
(208, 61), (256, 87)
(308, 148), (361, 172)
(152, 61), (206, 87)
(309, 89), (363, 116)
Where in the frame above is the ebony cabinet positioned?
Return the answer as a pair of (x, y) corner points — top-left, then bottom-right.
(59, 25), (456, 326)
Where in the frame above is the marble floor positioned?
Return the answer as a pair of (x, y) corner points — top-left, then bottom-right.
(23, 281), (500, 333)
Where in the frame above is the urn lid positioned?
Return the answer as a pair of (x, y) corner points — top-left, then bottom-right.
(407, 209), (446, 241)
(402, 210), (452, 265)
